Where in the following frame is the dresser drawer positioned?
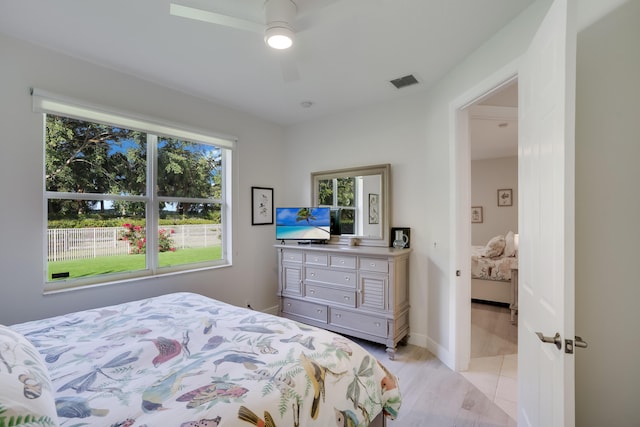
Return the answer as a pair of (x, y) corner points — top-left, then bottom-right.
(359, 257), (389, 273)
(305, 267), (356, 288)
(305, 284), (356, 307)
(329, 254), (356, 269)
(330, 308), (388, 338)
(282, 250), (303, 263)
(281, 298), (328, 323)
(304, 253), (328, 266)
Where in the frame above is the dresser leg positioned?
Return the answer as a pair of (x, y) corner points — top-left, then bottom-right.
(386, 346), (396, 360)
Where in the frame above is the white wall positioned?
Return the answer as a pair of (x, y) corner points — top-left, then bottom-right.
(575, 1), (640, 424)
(283, 1), (553, 356)
(0, 34), (286, 324)
(471, 157), (518, 245)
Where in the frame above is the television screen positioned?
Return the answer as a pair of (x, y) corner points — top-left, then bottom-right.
(276, 207), (331, 241)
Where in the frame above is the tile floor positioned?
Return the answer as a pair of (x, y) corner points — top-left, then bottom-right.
(357, 337), (517, 426)
(461, 353), (518, 420)
(461, 302), (518, 420)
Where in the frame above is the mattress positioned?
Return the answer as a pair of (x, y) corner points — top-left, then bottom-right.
(471, 245), (518, 281)
(8, 292), (401, 426)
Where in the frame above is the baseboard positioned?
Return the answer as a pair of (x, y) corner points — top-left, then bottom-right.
(471, 298), (509, 308)
(427, 337), (455, 370)
(406, 331), (428, 348)
(262, 304), (279, 316)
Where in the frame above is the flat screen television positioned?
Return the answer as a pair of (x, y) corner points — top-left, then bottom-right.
(276, 207), (331, 242)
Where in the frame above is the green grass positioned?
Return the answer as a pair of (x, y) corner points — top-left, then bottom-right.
(48, 246), (222, 280)
(159, 246), (222, 267)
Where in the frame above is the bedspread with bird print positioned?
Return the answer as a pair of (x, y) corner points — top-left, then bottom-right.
(10, 292), (401, 426)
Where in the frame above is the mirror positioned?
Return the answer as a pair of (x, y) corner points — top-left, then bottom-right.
(311, 164), (390, 247)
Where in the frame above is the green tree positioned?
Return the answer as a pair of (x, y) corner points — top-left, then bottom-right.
(45, 115), (139, 217)
(317, 177), (355, 207)
(46, 115), (222, 223)
(336, 177), (355, 207)
(157, 137), (221, 219)
(318, 179), (333, 205)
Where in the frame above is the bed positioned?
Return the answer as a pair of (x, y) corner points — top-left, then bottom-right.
(2, 292), (401, 427)
(471, 232), (518, 322)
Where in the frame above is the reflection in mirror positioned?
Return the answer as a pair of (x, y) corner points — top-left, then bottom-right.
(311, 164), (390, 247)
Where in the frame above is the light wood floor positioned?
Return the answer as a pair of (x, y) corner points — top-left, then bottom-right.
(469, 302), (518, 358)
(357, 311), (518, 427)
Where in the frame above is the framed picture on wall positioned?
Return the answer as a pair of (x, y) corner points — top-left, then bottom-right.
(471, 206), (483, 223)
(497, 189), (513, 206)
(251, 186), (273, 225)
(368, 193), (380, 224)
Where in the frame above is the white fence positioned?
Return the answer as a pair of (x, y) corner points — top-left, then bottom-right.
(47, 224), (221, 262)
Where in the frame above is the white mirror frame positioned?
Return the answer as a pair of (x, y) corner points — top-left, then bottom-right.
(311, 164), (390, 247)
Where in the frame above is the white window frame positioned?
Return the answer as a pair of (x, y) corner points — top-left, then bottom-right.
(33, 88), (236, 292)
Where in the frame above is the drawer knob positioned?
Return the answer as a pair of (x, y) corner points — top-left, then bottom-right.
(335, 313), (342, 318)
(344, 296), (349, 300)
(340, 260), (345, 264)
(286, 303), (291, 307)
(374, 322), (381, 327)
(310, 272), (315, 277)
(370, 262), (376, 267)
(345, 276), (350, 281)
(317, 309), (323, 313)
(310, 289), (315, 294)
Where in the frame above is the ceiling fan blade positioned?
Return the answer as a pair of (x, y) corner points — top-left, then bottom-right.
(170, 3), (264, 33)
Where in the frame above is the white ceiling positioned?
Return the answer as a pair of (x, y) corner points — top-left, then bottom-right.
(0, 0), (534, 126)
(471, 81), (518, 160)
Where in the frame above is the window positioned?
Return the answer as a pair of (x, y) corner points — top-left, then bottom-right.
(317, 176), (357, 234)
(33, 89), (235, 291)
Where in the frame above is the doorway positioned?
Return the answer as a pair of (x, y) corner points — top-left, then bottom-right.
(453, 78), (519, 420)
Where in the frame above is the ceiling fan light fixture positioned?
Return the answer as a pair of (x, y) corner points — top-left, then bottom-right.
(264, 0), (296, 49)
(265, 25), (294, 49)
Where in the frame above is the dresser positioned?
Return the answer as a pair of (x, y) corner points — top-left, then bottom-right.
(275, 244), (410, 358)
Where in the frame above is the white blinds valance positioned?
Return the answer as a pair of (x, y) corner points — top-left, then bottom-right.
(31, 88), (236, 150)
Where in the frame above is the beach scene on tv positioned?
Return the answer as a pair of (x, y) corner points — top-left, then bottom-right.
(276, 207), (331, 240)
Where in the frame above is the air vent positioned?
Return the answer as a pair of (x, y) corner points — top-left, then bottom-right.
(389, 74), (419, 89)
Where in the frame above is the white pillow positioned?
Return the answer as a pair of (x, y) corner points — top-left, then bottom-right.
(504, 231), (517, 257)
(0, 325), (59, 426)
(484, 235), (506, 258)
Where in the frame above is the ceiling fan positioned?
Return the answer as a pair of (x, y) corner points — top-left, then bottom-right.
(171, 0), (301, 48)
(170, 0), (304, 81)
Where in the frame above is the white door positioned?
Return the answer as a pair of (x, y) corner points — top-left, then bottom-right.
(518, 0), (577, 426)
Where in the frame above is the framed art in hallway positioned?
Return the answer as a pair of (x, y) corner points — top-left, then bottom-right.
(497, 189), (512, 207)
(471, 206), (483, 223)
(251, 186), (273, 225)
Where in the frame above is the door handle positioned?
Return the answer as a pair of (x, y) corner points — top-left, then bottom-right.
(574, 336), (588, 349)
(565, 335), (589, 354)
(536, 332), (562, 350)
